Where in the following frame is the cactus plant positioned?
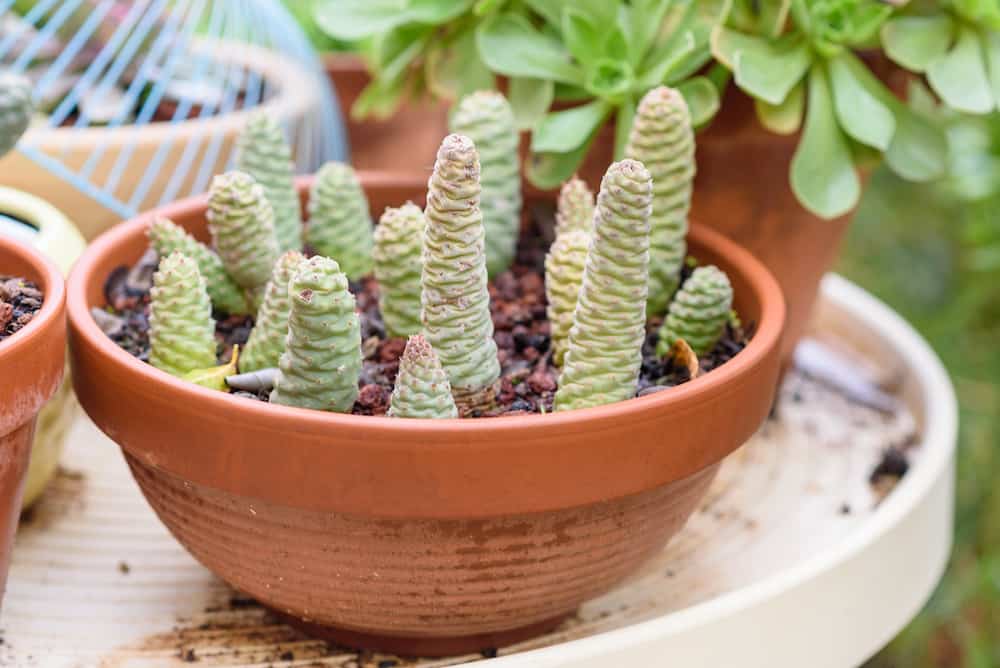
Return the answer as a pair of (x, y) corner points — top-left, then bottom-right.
(624, 86), (695, 317)
(235, 113), (303, 253)
(554, 176), (595, 238)
(545, 228), (589, 366)
(306, 162), (374, 280)
(0, 71), (32, 158)
(373, 202), (425, 338)
(148, 252), (217, 377)
(270, 256), (362, 412)
(656, 265), (733, 358)
(241, 250), (306, 373)
(387, 334), (459, 419)
(554, 159), (653, 412)
(421, 133), (500, 413)
(448, 91), (521, 277)
(206, 171), (280, 293)
(147, 217), (251, 315)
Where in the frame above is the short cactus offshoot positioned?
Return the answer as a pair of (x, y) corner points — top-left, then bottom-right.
(306, 162), (374, 281)
(0, 71), (32, 158)
(373, 203), (425, 338)
(656, 265), (734, 358)
(241, 250), (305, 372)
(387, 335), (458, 419)
(554, 176), (594, 237)
(148, 252), (217, 377)
(206, 171), (280, 294)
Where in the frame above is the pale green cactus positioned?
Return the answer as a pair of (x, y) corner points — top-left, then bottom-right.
(241, 250), (305, 373)
(387, 334), (459, 419)
(656, 265), (733, 357)
(0, 72), (32, 158)
(270, 256), (362, 412)
(235, 113), (303, 253)
(206, 171), (279, 292)
(373, 202), (424, 338)
(147, 217), (251, 315)
(554, 159), (653, 412)
(545, 228), (589, 366)
(624, 86), (695, 317)
(449, 91), (521, 277)
(422, 133), (500, 414)
(148, 252), (218, 377)
(554, 176), (595, 238)
(306, 162), (374, 280)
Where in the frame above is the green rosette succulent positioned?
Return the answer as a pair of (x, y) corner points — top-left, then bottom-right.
(387, 334), (459, 419)
(270, 256), (362, 412)
(206, 171), (280, 292)
(235, 113), (303, 253)
(554, 159), (653, 412)
(373, 202), (425, 338)
(448, 91), (521, 277)
(0, 72), (32, 158)
(656, 265), (734, 357)
(241, 250), (306, 373)
(421, 133), (500, 413)
(148, 252), (217, 377)
(554, 176), (595, 238)
(306, 162), (374, 280)
(147, 217), (251, 316)
(545, 228), (590, 367)
(624, 86), (695, 316)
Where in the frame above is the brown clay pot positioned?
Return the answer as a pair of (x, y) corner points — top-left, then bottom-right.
(0, 237), (66, 608)
(67, 175), (784, 656)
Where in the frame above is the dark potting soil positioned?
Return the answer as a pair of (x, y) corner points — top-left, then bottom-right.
(0, 276), (43, 343)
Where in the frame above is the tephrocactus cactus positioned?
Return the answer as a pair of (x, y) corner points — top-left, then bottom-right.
(545, 228), (589, 366)
(306, 162), (374, 280)
(422, 134), (500, 413)
(387, 334), (459, 419)
(235, 113), (303, 253)
(148, 252), (217, 377)
(554, 160), (653, 412)
(656, 265), (733, 357)
(241, 250), (306, 372)
(147, 217), (251, 315)
(206, 171), (279, 294)
(270, 256), (362, 412)
(554, 176), (595, 238)
(373, 202), (425, 338)
(0, 72), (32, 158)
(449, 91), (521, 277)
(624, 86), (695, 317)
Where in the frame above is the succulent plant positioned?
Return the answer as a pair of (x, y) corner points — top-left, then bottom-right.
(241, 251), (306, 373)
(421, 133), (500, 414)
(206, 171), (280, 293)
(270, 256), (362, 412)
(387, 334), (459, 419)
(0, 71), (32, 158)
(554, 176), (595, 238)
(554, 159), (653, 412)
(148, 252), (218, 377)
(235, 113), (303, 254)
(147, 217), (251, 316)
(306, 162), (374, 280)
(624, 86), (695, 317)
(373, 202), (425, 338)
(448, 91), (522, 277)
(545, 228), (590, 366)
(656, 265), (733, 357)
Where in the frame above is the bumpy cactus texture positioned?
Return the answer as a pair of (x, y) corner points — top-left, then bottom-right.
(270, 256), (361, 412)
(387, 334), (459, 419)
(235, 114), (303, 253)
(656, 265), (733, 357)
(148, 252), (218, 377)
(147, 217), (251, 315)
(554, 160), (653, 412)
(545, 228), (589, 366)
(448, 91), (521, 277)
(373, 202), (425, 338)
(554, 176), (595, 237)
(206, 171), (279, 291)
(422, 134), (500, 412)
(306, 162), (374, 280)
(624, 86), (695, 316)
(241, 251), (305, 373)
(0, 72), (32, 158)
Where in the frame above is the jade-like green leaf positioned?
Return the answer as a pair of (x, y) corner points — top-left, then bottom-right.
(755, 81), (804, 135)
(523, 0), (570, 28)
(828, 52), (896, 150)
(183, 346), (240, 392)
(982, 30), (1000, 110)
(759, 0), (792, 39)
(712, 27), (811, 105)
(531, 100), (611, 153)
(790, 67), (860, 220)
(315, 0), (472, 40)
(585, 59), (635, 101)
(508, 77), (554, 130)
(884, 104), (949, 182)
(526, 129), (600, 189)
(880, 15), (954, 73)
(614, 95), (637, 160)
(676, 76), (721, 127)
(625, 0), (673, 65)
(425, 27), (494, 100)
(477, 14), (582, 84)
(927, 26), (993, 114)
(637, 30), (697, 89)
(562, 7), (601, 68)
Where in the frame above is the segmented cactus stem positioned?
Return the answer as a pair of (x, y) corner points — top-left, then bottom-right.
(545, 228), (590, 366)
(373, 202), (425, 338)
(206, 171), (280, 292)
(241, 250), (306, 372)
(387, 334), (459, 419)
(0, 72), (33, 158)
(148, 252), (218, 377)
(554, 176), (595, 237)
(656, 265), (733, 357)
(306, 162), (374, 280)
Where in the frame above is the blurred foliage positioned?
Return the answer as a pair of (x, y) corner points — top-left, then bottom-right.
(280, 0), (352, 52)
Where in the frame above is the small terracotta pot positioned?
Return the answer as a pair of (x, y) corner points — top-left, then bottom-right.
(67, 175), (784, 656)
(0, 237), (66, 608)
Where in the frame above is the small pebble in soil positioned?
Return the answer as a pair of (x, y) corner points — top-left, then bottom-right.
(0, 276), (44, 342)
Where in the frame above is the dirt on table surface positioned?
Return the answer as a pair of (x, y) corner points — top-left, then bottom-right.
(0, 276), (43, 343)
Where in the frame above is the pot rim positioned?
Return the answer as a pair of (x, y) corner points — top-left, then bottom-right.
(0, 236), (66, 362)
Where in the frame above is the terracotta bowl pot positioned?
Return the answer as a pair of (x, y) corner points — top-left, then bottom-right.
(67, 175), (785, 656)
(0, 237), (66, 608)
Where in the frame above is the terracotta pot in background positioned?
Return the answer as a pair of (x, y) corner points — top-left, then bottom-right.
(68, 175), (784, 656)
(0, 237), (66, 608)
